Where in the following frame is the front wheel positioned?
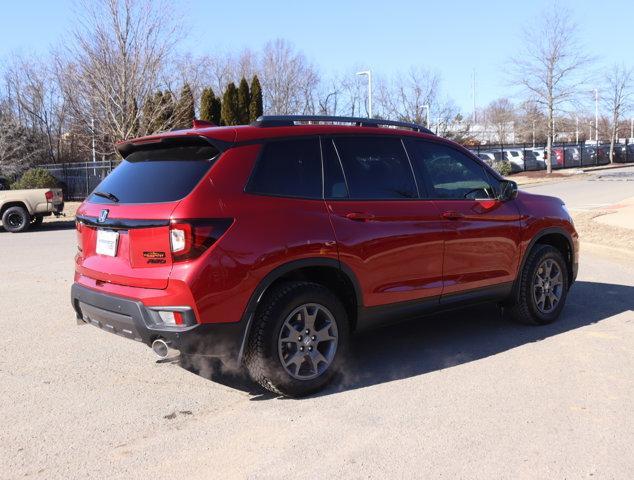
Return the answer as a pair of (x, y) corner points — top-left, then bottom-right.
(244, 281), (349, 397)
(509, 245), (569, 325)
(2, 206), (30, 233)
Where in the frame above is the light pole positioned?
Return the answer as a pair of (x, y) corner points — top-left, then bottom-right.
(91, 117), (97, 176)
(422, 103), (430, 128)
(356, 70), (372, 118)
(575, 116), (579, 144)
(630, 117), (633, 140)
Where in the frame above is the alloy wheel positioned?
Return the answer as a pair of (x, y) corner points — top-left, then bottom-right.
(532, 258), (564, 314)
(277, 303), (338, 380)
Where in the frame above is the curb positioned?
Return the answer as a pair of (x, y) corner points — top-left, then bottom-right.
(581, 163), (634, 172)
(580, 241), (634, 260)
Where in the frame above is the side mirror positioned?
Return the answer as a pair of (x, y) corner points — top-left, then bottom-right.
(498, 180), (518, 201)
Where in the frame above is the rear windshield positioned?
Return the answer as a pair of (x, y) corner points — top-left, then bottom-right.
(89, 143), (218, 204)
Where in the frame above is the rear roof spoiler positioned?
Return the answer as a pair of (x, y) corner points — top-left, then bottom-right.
(116, 134), (233, 158)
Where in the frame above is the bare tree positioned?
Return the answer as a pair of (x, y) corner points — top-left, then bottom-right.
(3, 55), (68, 163)
(59, 0), (182, 154)
(510, 5), (591, 173)
(376, 67), (440, 127)
(0, 104), (45, 175)
(604, 64), (632, 163)
(260, 39), (320, 115)
(482, 98), (516, 144)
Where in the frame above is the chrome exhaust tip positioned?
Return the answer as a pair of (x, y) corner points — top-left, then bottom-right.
(151, 339), (171, 359)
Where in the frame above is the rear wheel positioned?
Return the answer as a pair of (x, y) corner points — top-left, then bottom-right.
(245, 281), (348, 397)
(2, 206), (30, 233)
(509, 245), (568, 325)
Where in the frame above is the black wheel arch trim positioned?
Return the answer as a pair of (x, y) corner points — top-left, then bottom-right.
(511, 226), (576, 303)
(236, 257), (363, 364)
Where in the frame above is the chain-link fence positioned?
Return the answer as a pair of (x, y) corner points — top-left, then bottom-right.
(469, 139), (633, 173)
(40, 161), (116, 201)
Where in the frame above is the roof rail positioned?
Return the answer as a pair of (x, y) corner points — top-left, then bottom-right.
(251, 115), (434, 134)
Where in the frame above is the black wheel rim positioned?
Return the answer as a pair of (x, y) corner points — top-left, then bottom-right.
(6, 213), (24, 228)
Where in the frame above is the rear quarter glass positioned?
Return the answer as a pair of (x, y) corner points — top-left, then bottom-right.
(89, 143), (218, 204)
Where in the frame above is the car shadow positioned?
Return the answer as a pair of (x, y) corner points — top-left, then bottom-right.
(178, 281), (633, 400)
(0, 219), (76, 234)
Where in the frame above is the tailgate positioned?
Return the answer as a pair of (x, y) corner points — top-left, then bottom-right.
(51, 188), (63, 204)
(76, 205), (178, 290)
(74, 136), (221, 290)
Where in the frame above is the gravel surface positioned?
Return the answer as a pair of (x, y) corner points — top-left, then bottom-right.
(1, 227), (633, 479)
(572, 210), (634, 252)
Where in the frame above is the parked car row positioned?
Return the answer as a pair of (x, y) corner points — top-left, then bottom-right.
(472, 148), (546, 172)
(471, 143), (634, 172)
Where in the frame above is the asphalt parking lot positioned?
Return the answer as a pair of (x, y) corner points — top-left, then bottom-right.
(2, 223), (634, 479)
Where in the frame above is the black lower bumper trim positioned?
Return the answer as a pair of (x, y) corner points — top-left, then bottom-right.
(71, 283), (244, 365)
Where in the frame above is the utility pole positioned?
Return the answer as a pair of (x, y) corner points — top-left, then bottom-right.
(631, 117), (633, 139)
(594, 89), (599, 143)
(576, 116), (579, 144)
(356, 70), (372, 118)
(532, 120), (536, 148)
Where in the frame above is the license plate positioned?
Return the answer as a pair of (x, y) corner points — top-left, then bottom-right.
(96, 229), (119, 257)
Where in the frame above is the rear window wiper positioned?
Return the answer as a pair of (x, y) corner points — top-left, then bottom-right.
(93, 191), (120, 203)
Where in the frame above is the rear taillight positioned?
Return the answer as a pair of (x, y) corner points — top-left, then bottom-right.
(75, 220), (84, 253)
(169, 219), (232, 261)
(45, 190), (53, 201)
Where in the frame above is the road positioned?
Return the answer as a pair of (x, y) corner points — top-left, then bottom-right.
(2, 223), (634, 479)
(522, 165), (634, 210)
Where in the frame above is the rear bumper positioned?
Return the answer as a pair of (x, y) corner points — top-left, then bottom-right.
(71, 283), (244, 365)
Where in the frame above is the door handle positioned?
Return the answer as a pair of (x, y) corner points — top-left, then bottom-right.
(441, 211), (464, 220)
(345, 212), (375, 222)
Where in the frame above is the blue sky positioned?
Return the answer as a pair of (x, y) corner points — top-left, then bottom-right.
(1, 0), (631, 113)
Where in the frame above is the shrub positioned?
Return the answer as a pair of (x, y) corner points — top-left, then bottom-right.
(11, 168), (59, 190)
(492, 160), (513, 177)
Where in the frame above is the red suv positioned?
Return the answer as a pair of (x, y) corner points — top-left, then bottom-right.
(72, 115), (578, 397)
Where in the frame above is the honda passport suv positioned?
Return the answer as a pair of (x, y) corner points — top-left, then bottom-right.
(71, 115), (578, 397)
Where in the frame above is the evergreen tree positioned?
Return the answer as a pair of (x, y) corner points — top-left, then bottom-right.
(199, 87), (214, 122)
(158, 91), (176, 130)
(174, 83), (195, 129)
(221, 82), (240, 126)
(200, 87), (222, 125)
(142, 93), (157, 133)
(210, 95), (222, 125)
(237, 77), (250, 124)
(249, 75), (263, 122)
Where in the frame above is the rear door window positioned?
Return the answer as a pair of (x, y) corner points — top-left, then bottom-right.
(246, 138), (322, 199)
(89, 141), (218, 204)
(332, 136), (418, 199)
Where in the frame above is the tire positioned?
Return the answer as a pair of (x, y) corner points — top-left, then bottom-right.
(2, 206), (30, 233)
(244, 281), (349, 398)
(31, 215), (44, 227)
(509, 245), (569, 325)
